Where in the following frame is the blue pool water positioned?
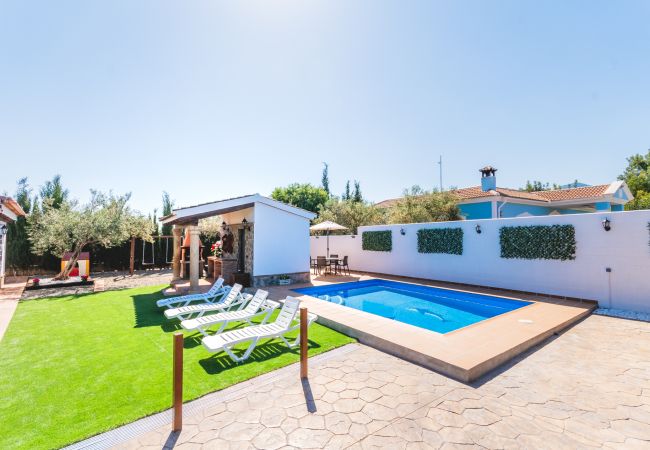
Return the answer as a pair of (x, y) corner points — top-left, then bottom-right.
(294, 279), (531, 334)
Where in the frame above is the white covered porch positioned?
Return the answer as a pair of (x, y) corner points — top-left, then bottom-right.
(160, 194), (315, 293)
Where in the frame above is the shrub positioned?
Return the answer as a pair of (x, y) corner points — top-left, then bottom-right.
(499, 225), (576, 261)
(362, 230), (392, 252)
(417, 228), (463, 255)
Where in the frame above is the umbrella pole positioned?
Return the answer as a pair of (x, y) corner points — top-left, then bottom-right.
(326, 231), (330, 258)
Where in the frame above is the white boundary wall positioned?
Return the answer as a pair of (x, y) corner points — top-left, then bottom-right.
(310, 210), (650, 313)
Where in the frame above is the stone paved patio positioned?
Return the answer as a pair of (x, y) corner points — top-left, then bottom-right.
(117, 314), (650, 449)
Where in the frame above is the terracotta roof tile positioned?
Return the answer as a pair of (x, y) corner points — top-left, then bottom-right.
(375, 183), (616, 207)
(451, 186), (549, 202)
(533, 184), (609, 201)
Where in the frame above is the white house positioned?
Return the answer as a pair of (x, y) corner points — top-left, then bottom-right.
(0, 196), (27, 288)
(161, 194), (316, 291)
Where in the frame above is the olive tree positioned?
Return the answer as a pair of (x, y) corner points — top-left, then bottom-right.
(316, 198), (386, 234)
(29, 191), (154, 280)
(387, 186), (461, 224)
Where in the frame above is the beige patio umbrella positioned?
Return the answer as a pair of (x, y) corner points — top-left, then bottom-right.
(310, 221), (348, 258)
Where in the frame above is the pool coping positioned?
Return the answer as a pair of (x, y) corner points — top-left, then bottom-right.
(268, 273), (595, 383)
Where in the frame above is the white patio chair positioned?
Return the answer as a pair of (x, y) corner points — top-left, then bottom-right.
(156, 277), (228, 309)
(201, 297), (318, 363)
(164, 284), (249, 320)
(181, 290), (281, 336)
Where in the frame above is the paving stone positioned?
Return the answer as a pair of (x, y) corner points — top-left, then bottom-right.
(260, 407), (287, 428)
(438, 427), (474, 445)
(279, 417), (299, 434)
(363, 402), (399, 421)
(218, 421), (263, 441)
(462, 408), (502, 426)
(349, 411), (373, 425)
(326, 434), (357, 450)
(359, 387), (383, 403)
(286, 428), (333, 448)
(349, 422), (370, 440)
(340, 389), (359, 399)
(252, 427), (287, 450)
(359, 434), (408, 449)
(325, 379), (347, 393)
(325, 411), (352, 434)
(333, 398), (365, 413)
(611, 419), (650, 440)
(298, 414), (325, 430)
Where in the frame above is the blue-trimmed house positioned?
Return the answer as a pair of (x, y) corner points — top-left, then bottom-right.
(377, 166), (632, 220)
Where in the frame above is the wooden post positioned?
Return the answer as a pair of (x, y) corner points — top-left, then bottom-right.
(172, 332), (183, 431)
(129, 237), (135, 275)
(300, 307), (308, 379)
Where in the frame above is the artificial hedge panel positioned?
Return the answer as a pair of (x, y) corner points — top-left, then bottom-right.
(500, 225), (576, 261)
(417, 228), (463, 255)
(362, 230), (392, 252)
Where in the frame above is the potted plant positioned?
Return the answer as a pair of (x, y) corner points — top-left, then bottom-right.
(211, 241), (223, 258)
(278, 274), (291, 286)
(32, 277), (40, 287)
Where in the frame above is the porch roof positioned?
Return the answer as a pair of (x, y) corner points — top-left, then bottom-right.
(160, 194), (316, 225)
(0, 196), (27, 223)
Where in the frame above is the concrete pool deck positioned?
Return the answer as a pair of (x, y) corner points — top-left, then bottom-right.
(268, 272), (595, 382)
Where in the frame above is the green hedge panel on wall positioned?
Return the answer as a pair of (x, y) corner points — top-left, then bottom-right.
(362, 230), (392, 252)
(500, 225), (576, 261)
(417, 228), (463, 255)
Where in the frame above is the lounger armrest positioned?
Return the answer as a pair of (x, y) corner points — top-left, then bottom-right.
(286, 312), (319, 333)
(262, 300), (281, 311)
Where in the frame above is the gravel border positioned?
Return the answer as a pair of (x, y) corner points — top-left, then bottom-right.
(594, 308), (650, 323)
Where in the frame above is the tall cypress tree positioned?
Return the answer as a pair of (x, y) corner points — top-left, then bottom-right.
(321, 162), (330, 196)
(40, 175), (68, 210)
(6, 178), (33, 271)
(343, 180), (351, 200)
(161, 192), (174, 236)
(353, 180), (363, 202)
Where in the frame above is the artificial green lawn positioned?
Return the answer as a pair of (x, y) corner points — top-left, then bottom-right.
(0, 285), (354, 449)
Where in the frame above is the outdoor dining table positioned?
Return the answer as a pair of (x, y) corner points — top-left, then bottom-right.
(325, 257), (343, 274)
(312, 257), (343, 275)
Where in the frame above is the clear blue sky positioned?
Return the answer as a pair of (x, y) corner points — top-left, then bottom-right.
(1, 1), (648, 215)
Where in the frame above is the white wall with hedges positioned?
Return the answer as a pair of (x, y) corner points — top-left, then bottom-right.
(310, 210), (650, 313)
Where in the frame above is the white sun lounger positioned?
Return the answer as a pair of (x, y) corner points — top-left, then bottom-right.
(164, 284), (249, 320)
(201, 297), (318, 363)
(156, 277), (229, 309)
(181, 289), (280, 336)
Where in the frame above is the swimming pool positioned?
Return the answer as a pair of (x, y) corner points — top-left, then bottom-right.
(294, 279), (531, 334)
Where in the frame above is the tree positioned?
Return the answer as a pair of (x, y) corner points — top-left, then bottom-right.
(150, 209), (159, 236)
(352, 180), (363, 202)
(625, 191), (650, 210)
(387, 186), (461, 224)
(40, 175), (69, 210)
(5, 178), (33, 271)
(521, 180), (560, 192)
(342, 180), (351, 201)
(271, 183), (329, 213)
(199, 216), (222, 240)
(161, 191), (174, 235)
(321, 162), (330, 196)
(316, 198), (386, 234)
(28, 191), (154, 280)
(619, 150), (650, 210)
